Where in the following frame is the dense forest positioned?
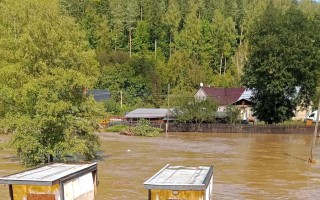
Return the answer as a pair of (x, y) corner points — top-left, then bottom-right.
(1, 0), (320, 165)
(1, 0), (319, 113)
(57, 0), (320, 113)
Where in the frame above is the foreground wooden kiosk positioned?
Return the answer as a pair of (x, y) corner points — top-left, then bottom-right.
(0, 162), (97, 200)
(144, 164), (214, 200)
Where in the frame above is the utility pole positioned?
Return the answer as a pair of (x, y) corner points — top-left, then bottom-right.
(155, 39), (157, 59)
(167, 84), (170, 108)
(308, 98), (320, 163)
(120, 90), (123, 109)
(166, 84), (170, 136)
(129, 28), (132, 58)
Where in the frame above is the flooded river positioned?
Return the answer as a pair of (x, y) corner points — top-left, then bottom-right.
(1, 132), (320, 199)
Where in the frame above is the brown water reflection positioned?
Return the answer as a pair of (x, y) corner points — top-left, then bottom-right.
(1, 132), (320, 199)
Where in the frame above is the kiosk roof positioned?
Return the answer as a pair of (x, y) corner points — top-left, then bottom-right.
(144, 164), (214, 190)
(0, 162), (97, 186)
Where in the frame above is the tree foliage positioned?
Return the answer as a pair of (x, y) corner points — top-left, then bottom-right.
(242, 2), (320, 124)
(57, 0), (320, 114)
(173, 97), (218, 124)
(121, 119), (163, 137)
(0, 0), (103, 166)
(226, 105), (241, 124)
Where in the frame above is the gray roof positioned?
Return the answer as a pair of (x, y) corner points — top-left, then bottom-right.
(234, 87), (300, 103)
(87, 89), (110, 102)
(0, 162), (97, 186)
(125, 108), (171, 119)
(236, 89), (253, 102)
(144, 164), (214, 190)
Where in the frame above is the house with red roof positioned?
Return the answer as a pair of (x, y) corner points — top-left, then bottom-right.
(195, 86), (310, 122)
(194, 87), (254, 121)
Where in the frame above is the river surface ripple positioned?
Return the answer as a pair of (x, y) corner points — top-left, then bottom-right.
(1, 132), (320, 200)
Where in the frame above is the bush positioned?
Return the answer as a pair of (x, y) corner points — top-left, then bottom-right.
(121, 119), (163, 137)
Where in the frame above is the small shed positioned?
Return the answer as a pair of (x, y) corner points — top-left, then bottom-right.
(0, 162), (98, 200)
(144, 164), (214, 200)
(86, 89), (111, 102)
(124, 108), (173, 124)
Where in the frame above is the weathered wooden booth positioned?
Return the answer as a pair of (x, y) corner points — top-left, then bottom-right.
(0, 162), (97, 200)
(144, 164), (214, 200)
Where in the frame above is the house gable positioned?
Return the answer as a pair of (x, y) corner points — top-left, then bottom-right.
(194, 88), (208, 100)
(195, 87), (246, 106)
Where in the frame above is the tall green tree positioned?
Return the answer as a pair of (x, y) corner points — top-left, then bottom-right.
(110, 0), (126, 50)
(212, 9), (237, 75)
(175, 1), (202, 61)
(0, 0), (102, 166)
(172, 97), (218, 125)
(133, 20), (151, 52)
(242, 3), (320, 124)
(163, 0), (181, 58)
(166, 50), (213, 93)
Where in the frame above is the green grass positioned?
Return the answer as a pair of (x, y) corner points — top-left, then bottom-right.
(105, 125), (129, 132)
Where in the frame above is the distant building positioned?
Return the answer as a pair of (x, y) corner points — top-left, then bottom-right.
(195, 86), (310, 121)
(195, 87), (246, 106)
(86, 89), (111, 102)
(124, 108), (173, 124)
(194, 87), (253, 121)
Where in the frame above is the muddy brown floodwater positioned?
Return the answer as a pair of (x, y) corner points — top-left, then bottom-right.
(1, 132), (320, 199)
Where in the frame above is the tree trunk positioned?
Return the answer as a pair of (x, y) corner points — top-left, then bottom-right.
(219, 52), (223, 75)
(224, 56), (227, 75)
(169, 33), (172, 59)
(154, 39), (157, 59)
(140, 3), (143, 20)
(114, 35), (117, 51)
(240, 25), (243, 45)
(129, 29), (132, 58)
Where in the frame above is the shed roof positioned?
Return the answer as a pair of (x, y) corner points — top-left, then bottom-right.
(125, 108), (172, 119)
(87, 89), (111, 102)
(0, 162), (97, 186)
(201, 87), (245, 106)
(144, 164), (214, 190)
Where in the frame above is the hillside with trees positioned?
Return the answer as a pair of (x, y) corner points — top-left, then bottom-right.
(59, 0), (320, 115)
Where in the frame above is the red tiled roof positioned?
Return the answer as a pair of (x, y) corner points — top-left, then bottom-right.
(201, 87), (245, 105)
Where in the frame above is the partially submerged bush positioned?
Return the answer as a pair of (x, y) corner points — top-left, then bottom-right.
(121, 119), (163, 137)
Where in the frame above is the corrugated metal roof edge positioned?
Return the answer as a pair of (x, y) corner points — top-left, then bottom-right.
(0, 162), (97, 186)
(143, 164), (214, 190)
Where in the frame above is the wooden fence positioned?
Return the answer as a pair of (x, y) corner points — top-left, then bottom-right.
(166, 123), (315, 134)
(111, 121), (316, 134)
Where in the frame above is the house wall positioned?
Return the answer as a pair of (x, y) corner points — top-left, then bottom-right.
(150, 189), (204, 200)
(12, 184), (60, 200)
(292, 106), (312, 121)
(238, 106), (255, 121)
